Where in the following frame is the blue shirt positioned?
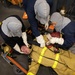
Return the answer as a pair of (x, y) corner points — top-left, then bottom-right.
(59, 21), (75, 50)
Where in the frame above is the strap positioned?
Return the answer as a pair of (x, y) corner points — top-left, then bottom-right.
(38, 47), (47, 64)
(52, 53), (60, 68)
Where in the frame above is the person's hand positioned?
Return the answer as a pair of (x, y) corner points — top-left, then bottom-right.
(45, 16), (50, 30)
(46, 33), (64, 45)
(22, 32), (29, 47)
(46, 33), (52, 45)
(36, 35), (45, 47)
(45, 22), (49, 30)
(21, 45), (30, 54)
(50, 37), (64, 45)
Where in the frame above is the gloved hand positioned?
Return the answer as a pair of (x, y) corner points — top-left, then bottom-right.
(50, 37), (64, 45)
(21, 45), (30, 54)
(22, 32), (29, 47)
(46, 33), (64, 45)
(36, 35), (45, 47)
(45, 22), (49, 30)
(46, 33), (52, 45)
(13, 44), (24, 54)
(45, 16), (50, 30)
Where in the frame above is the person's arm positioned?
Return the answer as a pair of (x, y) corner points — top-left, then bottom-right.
(59, 23), (75, 50)
(13, 14), (29, 48)
(1, 33), (24, 53)
(22, 32), (29, 47)
(27, 11), (45, 47)
(26, 3), (45, 47)
(27, 10), (40, 37)
(46, 33), (74, 50)
(25, 0), (40, 37)
(57, 34), (75, 50)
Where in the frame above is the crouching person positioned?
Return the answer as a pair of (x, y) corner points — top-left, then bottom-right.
(27, 35), (75, 75)
(50, 12), (75, 54)
(0, 15), (30, 54)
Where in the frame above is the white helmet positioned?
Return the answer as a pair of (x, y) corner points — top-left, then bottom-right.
(50, 12), (63, 32)
(50, 12), (71, 32)
(7, 17), (22, 37)
(2, 17), (22, 37)
(34, 0), (50, 24)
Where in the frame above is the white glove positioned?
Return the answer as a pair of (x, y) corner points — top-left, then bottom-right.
(50, 37), (64, 45)
(46, 34), (52, 45)
(45, 22), (49, 30)
(60, 9), (65, 15)
(46, 33), (52, 41)
(22, 32), (29, 47)
(36, 35), (45, 47)
(46, 34), (64, 45)
(45, 16), (50, 30)
(13, 44), (24, 54)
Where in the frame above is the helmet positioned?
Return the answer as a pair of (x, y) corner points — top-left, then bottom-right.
(50, 12), (63, 32)
(34, 0), (50, 24)
(7, 17), (22, 37)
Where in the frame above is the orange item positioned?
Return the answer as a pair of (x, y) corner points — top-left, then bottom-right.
(49, 22), (56, 30)
(49, 25), (55, 30)
(8, 0), (23, 5)
(6, 56), (28, 74)
(22, 12), (28, 20)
